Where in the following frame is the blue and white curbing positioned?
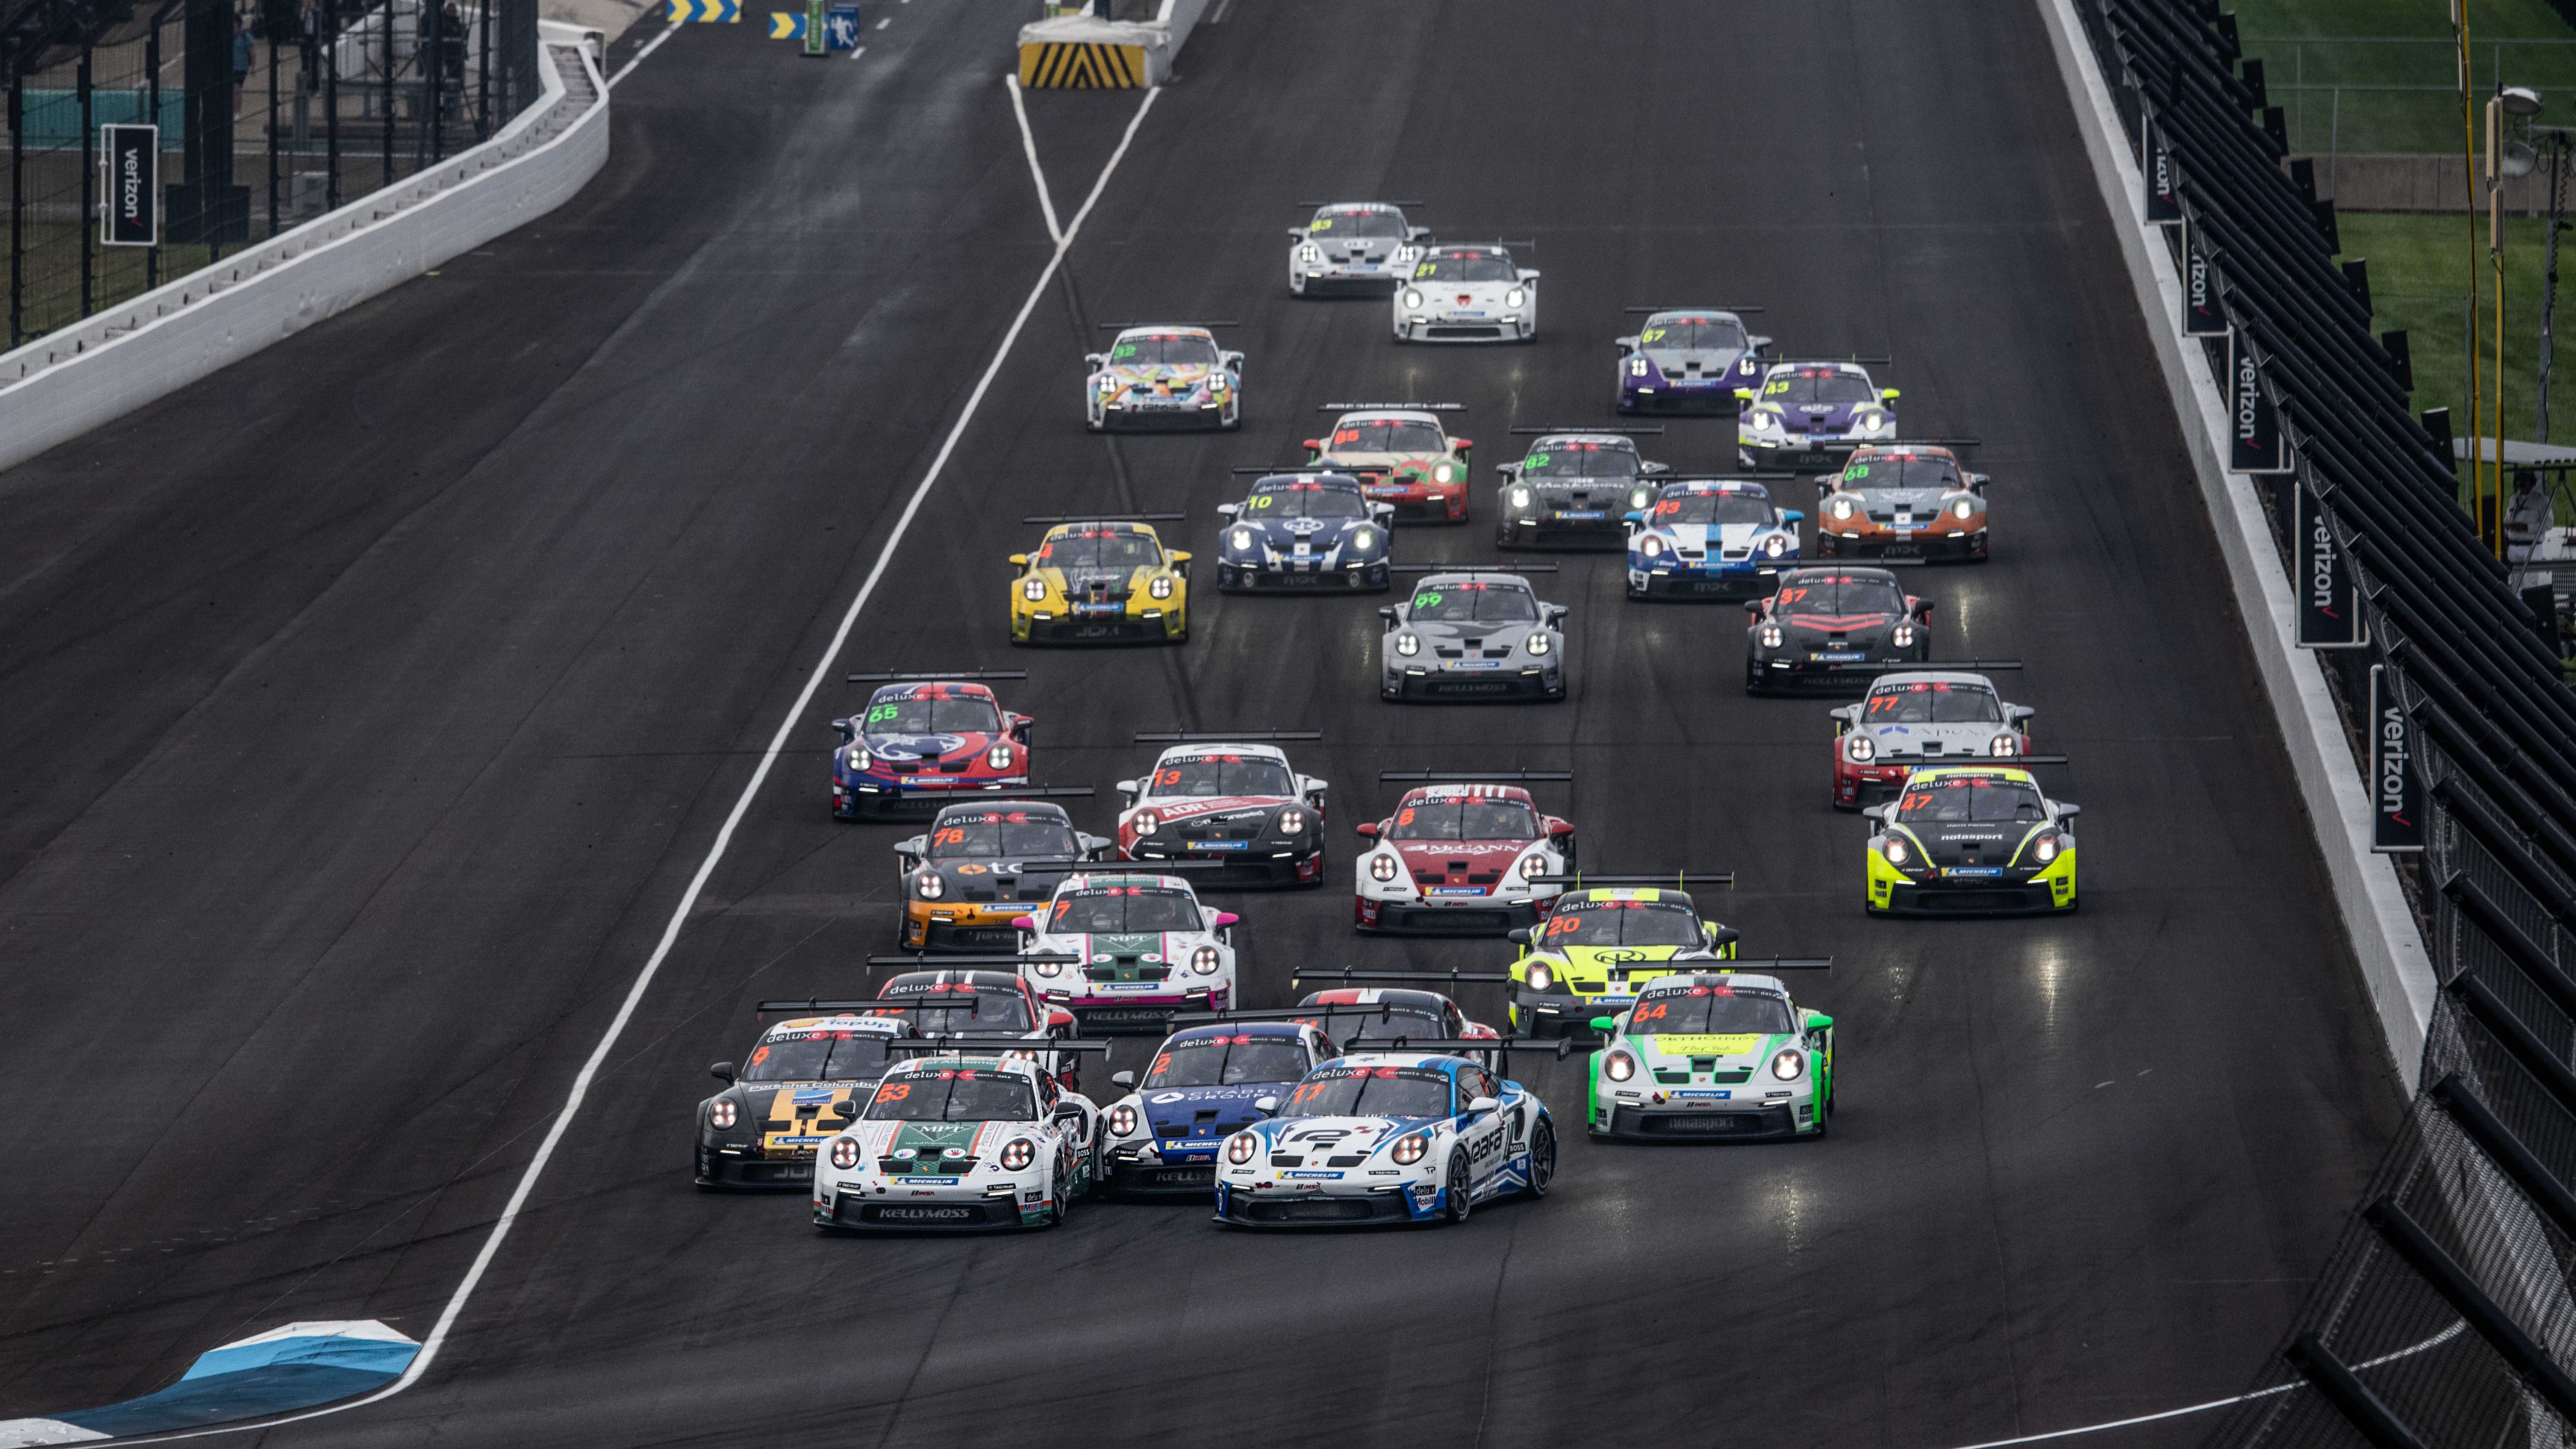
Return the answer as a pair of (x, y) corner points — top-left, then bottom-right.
(0, 1322), (418, 1446)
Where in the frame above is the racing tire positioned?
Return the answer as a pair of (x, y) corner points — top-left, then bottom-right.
(1440, 1152), (1472, 1226)
(1524, 1119), (1557, 1198)
(1048, 1149), (1075, 1228)
(1083, 1139), (1106, 1199)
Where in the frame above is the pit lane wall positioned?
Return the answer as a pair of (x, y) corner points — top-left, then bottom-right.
(1017, 0), (1208, 88)
(0, 25), (610, 478)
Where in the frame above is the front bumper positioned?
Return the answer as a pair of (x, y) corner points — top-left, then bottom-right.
(1742, 437), (1871, 471)
(1628, 563), (1784, 599)
(1355, 893), (1547, 934)
(1129, 843), (1325, 887)
(696, 1144), (815, 1189)
(1396, 315), (1535, 343)
(1869, 851), (2078, 915)
(1215, 1176), (1442, 1225)
(834, 773), (1030, 819)
(1353, 480), (1467, 523)
(1747, 651), (1926, 691)
(1106, 1146), (1222, 1197)
(1014, 607), (1184, 645)
(1219, 558), (1390, 592)
(1593, 1102), (1814, 1140)
(1383, 665), (1564, 702)
(1620, 380), (1740, 413)
(903, 902), (1047, 951)
(1818, 528), (1987, 562)
(1038, 984), (1231, 1033)
(1498, 513), (1629, 550)
(815, 1182), (1049, 1231)
(1092, 396), (1235, 432)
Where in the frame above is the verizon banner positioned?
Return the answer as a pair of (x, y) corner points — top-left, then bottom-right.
(99, 124), (157, 247)
(2144, 121), (2182, 225)
(2227, 330), (2290, 472)
(2183, 226), (2226, 336)
(2295, 481), (2365, 647)
(2369, 666), (2423, 853)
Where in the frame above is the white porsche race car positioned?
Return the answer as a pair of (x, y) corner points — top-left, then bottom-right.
(812, 1047), (1106, 1232)
(1393, 243), (1540, 344)
(1084, 324), (1243, 432)
(1287, 200), (1429, 295)
(1013, 870), (1239, 1034)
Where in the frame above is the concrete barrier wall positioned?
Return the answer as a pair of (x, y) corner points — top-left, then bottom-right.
(0, 27), (610, 477)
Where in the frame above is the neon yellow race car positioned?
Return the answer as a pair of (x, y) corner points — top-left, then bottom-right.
(1010, 515), (1191, 646)
(1504, 878), (1739, 1037)
(1862, 763), (2078, 915)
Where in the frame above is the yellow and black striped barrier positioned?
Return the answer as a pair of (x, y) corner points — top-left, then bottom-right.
(1018, 40), (1146, 88)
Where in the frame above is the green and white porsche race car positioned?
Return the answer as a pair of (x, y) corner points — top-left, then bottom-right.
(1586, 970), (1834, 1141)
(1504, 879), (1738, 1036)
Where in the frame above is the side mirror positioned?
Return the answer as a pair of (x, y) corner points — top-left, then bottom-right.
(1215, 911), (1241, 927)
(1254, 1096), (1281, 1116)
(1285, 227), (1309, 239)
(1468, 1095), (1501, 1115)
(1452, 438), (1474, 452)
(1750, 334), (1774, 352)
(1301, 438), (1324, 452)
(1915, 598), (1935, 616)
(1079, 833), (1110, 854)
(1371, 504), (1395, 522)
(1011, 716), (1033, 743)
(1170, 550), (1192, 566)
(1114, 779), (1138, 800)
(1546, 604), (1569, 624)
(832, 1100), (859, 1119)
(1408, 226), (1430, 239)
(1506, 927), (1530, 944)
(894, 834), (927, 857)
(1803, 1011), (1835, 1032)
(1013, 914), (1038, 931)
(1222, 351), (1244, 368)
(1047, 1009), (1076, 1032)
(1622, 510), (1646, 524)
(1860, 805), (1886, 822)
(709, 1061), (736, 1084)
(831, 718), (854, 741)
(1782, 509), (1804, 525)
(1083, 353), (1104, 367)
(1614, 335), (1640, 350)
(1495, 464), (1518, 477)
(2058, 804), (2082, 820)
(1733, 387), (1754, 400)
(1009, 553), (1029, 568)
(1516, 268), (1540, 281)
(1547, 819), (1575, 837)
(1378, 606), (1399, 623)
(1589, 1015), (1617, 1033)
(1355, 821), (1380, 839)
(1054, 1102), (1086, 1120)
(1216, 503), (1239, 518)
(1881, 388), (1902, 401)
(1112, 1070), (1136, 1088)
(1745, 600), (1765, 616)
(1707, 925), (1741, 948)
(2011, 705), (2035, 722)
(1640, 460), (1670, 475)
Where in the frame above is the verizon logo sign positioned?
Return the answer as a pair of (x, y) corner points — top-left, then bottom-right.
(2370, 666), (2422, 853)
(2294, 483), (2363, 648)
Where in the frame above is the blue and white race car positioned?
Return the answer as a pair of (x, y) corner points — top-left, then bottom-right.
(1616, 308), (1770, 414)
(1286, 201), (1429, 296)
(1095, 1020), (1336, 1198)
(1215, 471), (1395, 592)
(1623, 478), (1804, 601)
(1738, 360), (1900, 472)
(1213, 1049), (1559, 1226)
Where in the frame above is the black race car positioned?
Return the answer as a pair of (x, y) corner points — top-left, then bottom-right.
(1493, 430), (1668, 550)
(695, 1007), (912, 1190)
(1744, 567), (1933, 694)
(1215, 471), (1395, 592)
(891, 801), (1112, 952)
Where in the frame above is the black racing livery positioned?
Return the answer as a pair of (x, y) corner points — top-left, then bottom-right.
(1744, 566), (1933, 693)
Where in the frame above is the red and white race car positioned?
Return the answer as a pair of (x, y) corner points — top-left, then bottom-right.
(1289, 986), (1503, 1068)
(1352, 777), (1575, 934)
(1828, 670), (2036, 810)
(1116, 736), (1329, 888)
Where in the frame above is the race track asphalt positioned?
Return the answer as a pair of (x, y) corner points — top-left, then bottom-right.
(0, 1), (2410, 1445)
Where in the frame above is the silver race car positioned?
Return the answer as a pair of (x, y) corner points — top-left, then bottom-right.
(1287, 201), (1429, 296)
(1394, 243), (1540, 344)
(1379, 568), (1567, 702)
(1084, 324), (1243, 432)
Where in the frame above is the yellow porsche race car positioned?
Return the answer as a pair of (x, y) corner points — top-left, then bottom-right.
(1010, 515), (1192, 646)
(1862, 763), (2078, 915)
(1504, 877), (1743, 1037)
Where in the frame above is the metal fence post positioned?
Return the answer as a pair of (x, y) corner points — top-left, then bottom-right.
(380, 0), (393, 187)
(324, 0), (338, 210)
(476, 0), (488, 141)
(146, 18), (162, 290)
(79, 42), (94, 320)
(268, 24), (279, 236)
(7, 36), (21, 348)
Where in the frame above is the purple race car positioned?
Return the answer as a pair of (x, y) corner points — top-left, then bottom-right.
(1737, 360), (1901, 473)
(1615, 308), (1771, 415)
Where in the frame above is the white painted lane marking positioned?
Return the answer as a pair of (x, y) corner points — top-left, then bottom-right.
(607, 20), (676, 87)
(109, 81), (1168, 1448)
(1005, 74), (1063, 245)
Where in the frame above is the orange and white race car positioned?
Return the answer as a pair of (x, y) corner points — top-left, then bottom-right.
(1813, 442), (1991, 564)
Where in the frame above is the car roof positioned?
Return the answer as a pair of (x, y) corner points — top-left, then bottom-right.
(1299, 987), (1453, 1012)
(1041, 521), (1161, 540)
(876, 970), (1025, 998)
(1907, 765), (2041, 786)
(1409, 572), (1535, 591)
(1058, 871), (1197, 894)
(886, 1053), (1037, 1079)
(1167, 1021), (1306, 1044)
(1658, 478), (1770, 497)
(867, 680), (997, 704)
(928, 800), (1074, 825)
(1870, 671), (1997, 691)
(1154, 741), (1291, 765)
(1634, 972), (1789, 999)
(763, 1014), (906, 1039)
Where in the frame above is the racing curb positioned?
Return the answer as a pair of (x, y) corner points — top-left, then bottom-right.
(2034, 0), (2437, 1085)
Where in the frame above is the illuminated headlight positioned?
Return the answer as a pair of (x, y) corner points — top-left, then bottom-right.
(1208, 374), (1230, 393)
(1629, 357), (1649, 377)
(1000, 1138), (1036, 1172)
(1021, 577), (1046, 602)
(1640, 535), (1665, 558)
(1300, 242), (1322, 262)
(1226, 1132), (1258, 1164)
(1526, 631), (1551, 656)
(1192, 945), (1221, 975)
(1278, 809), (1307, 834)
(1396, 633), (1420, 657)
(1953, 497), (1976, 520)
(845, 745), (870, 771)
(1354, 528), (1376, 550)
(1526, 960), (1553, 991)
(1095, 375), (1116, 395)
(1110, 1104), (1139, 1137)
(1770, 1048), (1806, 1081)
(1605, 1050), (1637, 1083)
(1859, 411), (1886, 433)
(1750, 410), (1784, 433)
(915, 869), (945, 899)
(1133, 811), (1160, 837)
(709, 1098), (737, 1130)
(1763, 533), (1788, 557)
(1390, 1133), (1431, 1166)
(1403, 288), (1424, 309)
(1989, 733), (2020, 757)
(1232, 527), (1254, 551)
(986, 743), (1013, 769)
(1433, 462), (1456, 483)
(2034, 832), (2061, 863)
(1149, 574), (1175, 600)
(1034, 956), (1065, 978)
(1370, 852), (1399, 882)
(1882, 836), (1911, 866)
(1511, 486), (1533, 510)
(1630, 488), (1652, 510)
(1394, 245), (1419, 263)
(1505, 287), (1527, 308)
(1520, 854), (1548, 880)
(1848, 734), (1876, 762)
(829, 1138), (859, 1170)
(1830, 497), (1856, 520)
(1891, 624), (1916, 647)
(1759, 624), (1784, 648)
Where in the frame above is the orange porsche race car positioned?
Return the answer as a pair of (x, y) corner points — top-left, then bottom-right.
(1813, 442), (1991, 564)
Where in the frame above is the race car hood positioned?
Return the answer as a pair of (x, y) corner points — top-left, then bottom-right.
(1100, 363), (1218, 395)
(1638, 344), (1757, 379)
(1841, 485), (1958, 510)
(1891, 817), (2051, 869)
(1784, 612), (1902, 646)
(861, 728), (1000, 762)
(1391, 838), (1536, 886)
(1637, 1031), (1781, 1066)
(1855, 720), (2015, 760)
(1139, 1082), (1280, 1139)
(919, 854), (1080, 902)
(1039, 565), (1157, 601)
(845, 1118), (1018, 1172)
(1531, 943), (1716, 975)
(744, 1083), (869, 1152)
(1134, 796), (1293, 839)
(1421, 280), (1520, 307)
(1520, 471), (1645, 500)
(1230, 515), (1380, 554)
(1042, 931), (1198, 980)
(1257, 1114), (1419, 1158)
(1402, 618), (1541, 651)
(1650, 522), (1776, 557)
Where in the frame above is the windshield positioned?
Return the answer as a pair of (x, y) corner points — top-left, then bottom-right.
(867, 989), (1033, 1036)
(1389, 798), (1540, 841)
(1864, 682), (2002, 725)
(1146, 756), (1298, 799)
(1773, 575), (1907, 616)
(1628, 989), (1795, 1036)
(1540, 899), (1705, 948)
(865, 1069), (1037, 1122)
(864, 697), (1001, 735)
(1036, 530), (1162, 572)
(1639, 316), (1748, 351)
(1654, 492), (1773, 525)
(1107, 333), (1218, 367)
(742, 1028), (898, 1083)
(1311, 209), (1405, 239)
(1049, 887), (1203, 934)
(928, 813), (1080, 858)
(1413, 253), (1516, 283)
(1522, 443), (1639, 479)
(1330, 420), (1446, 454)
(1845, 455), (1960, 490)
(1280, 1064), (1454, 1119)
(1763, 371), (1877, 406)
(1144, 1034), (1311, 1088)
(1244, 483), (1369, 519)
(1897, 777), (2048, 824)
(1408, 583), (1539, 624)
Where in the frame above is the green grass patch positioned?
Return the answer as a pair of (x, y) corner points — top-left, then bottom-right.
(2233, 0), (2576, 153)
(2341, 210), (2570, 454)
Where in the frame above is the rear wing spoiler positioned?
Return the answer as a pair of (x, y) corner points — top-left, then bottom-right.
(1865, 754), (2069, 770)
(757, 998), (894, 1015)
(1379, 770), (1570, 783)
(1624, 304), (1766, 313)
(1295, 199), (1427, 207)
(1508, 425), (1665, 435)
(1138, 731), (1322, 743)
(1389, 563), (1559, 574)
(885, 1036), (1115, 1056)
(845, 670), (1028, 683)
(1022, 513), (1186, 525)
(1290, 968), (1513, 989)
(1333, 1036), (1579, 1062)
(1095, 320), (1239, 329)
(1523, 872), (1735, 888)
(1317, 401), (1466, 412)
(863, 954), (1079, 970)
(1229, 465), (1388, 478)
